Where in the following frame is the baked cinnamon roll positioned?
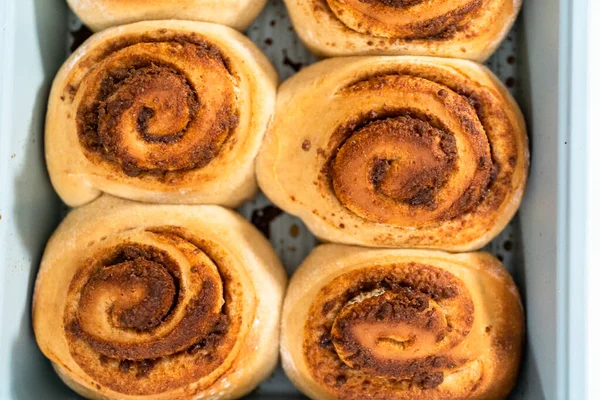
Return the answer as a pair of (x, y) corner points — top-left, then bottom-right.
(33, 195), (287, 400)
(257, 56), (528, 251)
(68, 0), (268, 31)
(281, 244), (524, 400)
(47, 21), (277, 207)
(284, 0), (522, 60)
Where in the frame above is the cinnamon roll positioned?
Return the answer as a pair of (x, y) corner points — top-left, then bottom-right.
(281, 244), (524, 400)
(285, 0), (521, 60)
(67, 0), (268, 32)
(257, 56), (528, 251)
(33, 195), (287, 400)
(47, 20), (277, 207)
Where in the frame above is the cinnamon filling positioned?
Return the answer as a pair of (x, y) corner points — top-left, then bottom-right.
(304, 264), (477, 399)
(75, 35), (238, 178)
(316, 72), (499, 228)
(84, 259), (177, 331)
(324, 0), (483, 39)
(332, 116), (458, 216)
(63, 229), (241, 395)
(359, 0), (424, 6)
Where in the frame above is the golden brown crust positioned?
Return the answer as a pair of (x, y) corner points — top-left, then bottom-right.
(257, 56), (528, 251)
(281, 244), (524, 400)
(47, 21), (277, 207)
(67, 0), (268, 31)
(284, 0), (521, 60)
(33, 195), (287, 400)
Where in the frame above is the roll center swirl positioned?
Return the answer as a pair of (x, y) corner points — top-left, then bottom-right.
(79, 258), (177, 332)
(304, 263), (477, 396)
(332, 116), (458, 220)
(62, 228), (245, 395)
(323, 74), (494, 228)
(68, 240), (225, 361)
(331, 288), (450, 378)
(98, 67), (199, 144)
(77, 40), (238, 177)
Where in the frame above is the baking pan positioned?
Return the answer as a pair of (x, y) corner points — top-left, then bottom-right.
(0, 0), (588, 398)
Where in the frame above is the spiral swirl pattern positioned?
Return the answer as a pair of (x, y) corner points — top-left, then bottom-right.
(328, 74), (494, 227)
(33, 196), (286, 399)
(257, 57), (528, 251)
(306, 264), (478, 398)
(325, 0), (482, 39)
(284, 0), (521, 59)
(280, 245), (524, 400)
(76, 37), (237, 177)
(47, 21), (276, 207)
(64, 227), (241, 395)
